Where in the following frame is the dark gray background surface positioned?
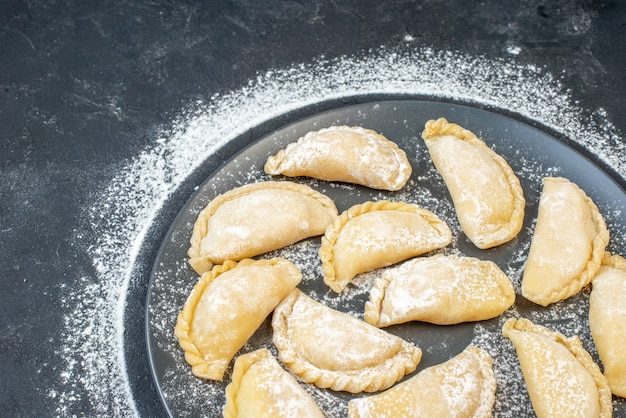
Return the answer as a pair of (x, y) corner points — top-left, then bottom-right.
(1, 1), (625, 416)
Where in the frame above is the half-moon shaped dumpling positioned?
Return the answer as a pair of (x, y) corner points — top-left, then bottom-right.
(347, 345), (496, 418)
(264, 126), (412, 191)
(187, 181), (338, 275)
(502, 317), (612, 418)
(421, 118), (525, 249)
(223, 348), (325, 418)
(590, 253), (626, 398)
(320, 200), (452, 293)
(272, 289), (422, 393)
(521, 177), (609, 306)
(364, 254), (515, 327)
(174, 258), (302, 380)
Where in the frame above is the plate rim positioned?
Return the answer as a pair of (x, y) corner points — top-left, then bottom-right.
(144, 97), (626, 417)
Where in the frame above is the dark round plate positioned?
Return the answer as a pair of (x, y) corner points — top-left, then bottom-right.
(146, 100), (626, 417)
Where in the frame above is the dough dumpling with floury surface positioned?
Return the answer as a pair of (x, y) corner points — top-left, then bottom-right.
(502, 317), (612, 418)
(319, 200), (452, 293)
(223, 348), (325, 418)
(187, 181), (337, 275)
(590, 253), (626, 398)
(174, 258), (302, 381)
(264, 126), (412, 191)
(421, 117), (525, 249)
(272, 289), (422, 393)
(521, 177), (609, 306)
(348, 345), (496, 418)
(364, 254), (515, 327)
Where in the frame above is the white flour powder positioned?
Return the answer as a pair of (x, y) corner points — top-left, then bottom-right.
(55, 46), (625, 416)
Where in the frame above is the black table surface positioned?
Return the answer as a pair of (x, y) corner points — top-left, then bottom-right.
(2, 1), (625, 416)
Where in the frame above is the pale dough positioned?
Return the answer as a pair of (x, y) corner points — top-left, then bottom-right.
(364, 254), (515, 327)
(320, 200), (451, 293)
(590, 253), (626, 398)
(174, 258), (302, 380)
(421, 117), (525, 249)
(347, 345), (496, 418)
(223, 348), (325, 418)
(502, 317), (612, 418)
(272, 289), (422, 393)
(264, 126), (412, 191)
(187, 181), (337, 275)
(521, 177), (609, 306)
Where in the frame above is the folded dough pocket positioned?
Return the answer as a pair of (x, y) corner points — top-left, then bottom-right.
(320, 200), (452, 293)
(502, 317), (612, 418)
(521, 177), (609, 306)
(364, 254), (515, 327)
(272, 289), (422, 393)
(590, 253), (626, 398)
(187, 181), (338, 275)
(348, 345), (496, 418)
(174, 258), (302, 381)
(264, 126), (412, 191)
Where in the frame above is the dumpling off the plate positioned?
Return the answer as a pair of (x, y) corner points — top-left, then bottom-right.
(521, 177), (609, 306)
(223, 348), (325, 418)
(187, 181), (337, 275)
(364, 254), (515, 327)
(272, 289), (422, 393)
(320, 200), (451, 293)
(264, 126), (412, 191)
(174, 258), (302, 381)
(421, 117), (525, 249)
(347, 345), (496, 418)
(590, 253), (626, 398)
(502, 317), (612, 418)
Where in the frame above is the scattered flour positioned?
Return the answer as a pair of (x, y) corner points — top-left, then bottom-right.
(55, 46), (625, 416)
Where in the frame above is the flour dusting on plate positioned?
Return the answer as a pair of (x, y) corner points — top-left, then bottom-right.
(54, 46), (625, 416)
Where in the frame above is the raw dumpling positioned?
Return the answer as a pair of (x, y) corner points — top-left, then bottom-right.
(347, 345), (496, 418)
(421, 118), (525, 249)
(502, 317), (612, 418)
(364, 254), (515, 327)
(272, 289), (422, 393)
(590, 253), (626, 398)
(187, 181), (338, 275)
(320, 200), (452, 293)
(521, 177), (609, 306)
(174, 258), (302, 380)
(264, 126), (412, 191)
(223, 348), (325, 418)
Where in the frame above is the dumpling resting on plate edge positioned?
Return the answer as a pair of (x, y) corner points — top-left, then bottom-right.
(590, 252), (626, 398)
(521, 176), (609, 306)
